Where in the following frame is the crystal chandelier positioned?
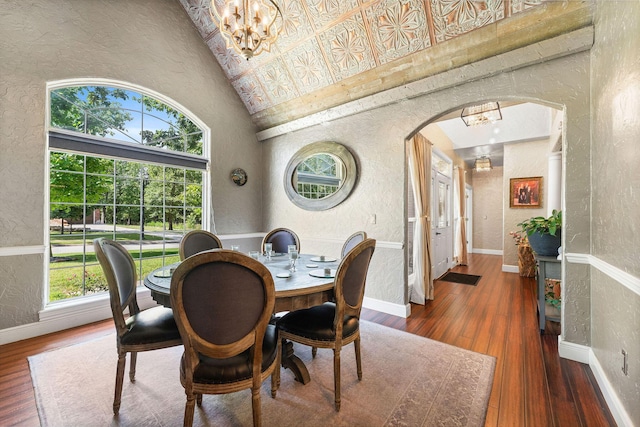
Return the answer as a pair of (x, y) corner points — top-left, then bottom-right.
(474, 156), (492, 172)
(210, 0), (283, 60)
(461, 102), (502, 127)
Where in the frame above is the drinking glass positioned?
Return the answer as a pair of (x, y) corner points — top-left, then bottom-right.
(264, 243), (273, 261)
(249, 251), (259, 260)
(288, 248), (298, 272)
(231, 245), (239, 251)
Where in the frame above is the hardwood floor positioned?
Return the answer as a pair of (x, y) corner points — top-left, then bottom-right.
(0, 254), (615, 426)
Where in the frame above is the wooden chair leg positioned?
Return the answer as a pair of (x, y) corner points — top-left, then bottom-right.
(272, 340), (281, 398)
(311, 346), (317, 358)
(333, 347), (341, 412)
(184, 392), (196, 427)
(354, 336), (362, 380)
(196, 393), (202, 406)
(129, 351), (137, 382)
(113, 351), (126, 414)
(252, 386), (262, 427)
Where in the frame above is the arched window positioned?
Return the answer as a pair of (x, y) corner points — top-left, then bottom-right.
(47, 81), (209, 303)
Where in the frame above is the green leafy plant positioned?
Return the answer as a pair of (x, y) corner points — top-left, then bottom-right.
(517, 209), (562, 236)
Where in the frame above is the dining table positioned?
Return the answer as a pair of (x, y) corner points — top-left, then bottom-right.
(143, 252), (341, 385)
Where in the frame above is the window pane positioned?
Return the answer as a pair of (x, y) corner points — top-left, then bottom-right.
(48, 85), (206, 304)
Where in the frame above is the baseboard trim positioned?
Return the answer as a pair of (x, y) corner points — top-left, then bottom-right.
(502, 264), (519, 273)
(558, 336), (633, 427)
(363, 296), (410, 318)
(473, 248), (502, 256)
(558, 335), (590, 364)
(589, 349), (634, 427)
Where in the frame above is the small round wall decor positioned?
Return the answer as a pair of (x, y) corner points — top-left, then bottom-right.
(230, 168), (247, 186)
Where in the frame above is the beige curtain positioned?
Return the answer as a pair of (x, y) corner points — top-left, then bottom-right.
(457, 167), (468, 266)
(408, 133), (433, 302)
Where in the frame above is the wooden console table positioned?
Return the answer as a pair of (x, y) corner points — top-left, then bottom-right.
(535, 255), (561, 333)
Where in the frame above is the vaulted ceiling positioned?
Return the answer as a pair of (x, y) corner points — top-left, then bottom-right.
(178, 0), (590, 131)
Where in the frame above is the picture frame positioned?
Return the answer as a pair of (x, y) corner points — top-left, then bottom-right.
(510, 176), (543, 208)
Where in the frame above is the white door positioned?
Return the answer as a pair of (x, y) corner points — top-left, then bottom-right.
(432, 172), (452, 279)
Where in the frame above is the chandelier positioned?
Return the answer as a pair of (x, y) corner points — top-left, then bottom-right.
(461, 102), (502, 127)
(210, 0), (283, 60)
(474, 156), (492, 172)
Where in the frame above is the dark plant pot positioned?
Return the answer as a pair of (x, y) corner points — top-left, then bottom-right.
(528, 231), (562, 257)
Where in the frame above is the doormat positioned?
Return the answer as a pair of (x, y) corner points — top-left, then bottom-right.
(439, 272), (481, 286)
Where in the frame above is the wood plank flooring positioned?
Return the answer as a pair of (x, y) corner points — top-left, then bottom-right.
(0, 253), (615, 426)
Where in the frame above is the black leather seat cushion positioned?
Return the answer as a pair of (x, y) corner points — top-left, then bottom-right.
(120, 306), (181, 345)
(276, 302), (359, 342)
(184, 324), (278, 384)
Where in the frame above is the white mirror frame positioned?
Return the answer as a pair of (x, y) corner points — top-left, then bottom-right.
(284, 141), (357, 211)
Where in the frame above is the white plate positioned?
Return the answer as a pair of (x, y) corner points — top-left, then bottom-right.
(306, 264), (318, 268)
(276, 272), (291, 278)
(309, 269), (335, 279)
(310, 256), (337, 263)
(153, 268), (173, 278)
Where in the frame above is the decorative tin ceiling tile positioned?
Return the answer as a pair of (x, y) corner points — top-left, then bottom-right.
(232, 73), (273, 114)
(304, 0), (360, 30)
(430, 0), (504, 43)
(255, 58), (300, 106)
(180, 0), (216, 38)
(364, 0), (431, 65)
(511, 0), (542, 14)
(206, 33), (254, 79)
(318, 13), (376, 81)
(282, 38), (335, 96)
(276, 0), (316, 51)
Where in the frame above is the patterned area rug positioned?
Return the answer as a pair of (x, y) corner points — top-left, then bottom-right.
(29, 321), (495, 426)
(439, 272), (482, 286)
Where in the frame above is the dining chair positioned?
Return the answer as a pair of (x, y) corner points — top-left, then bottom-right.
(179, 229), (223, 260)
(261, 227), (300, 254)
(276, 238), (376, 411)
(93, 238), (182, 415)
(341, 231), (367, 258)
(170, 250), (280, 427)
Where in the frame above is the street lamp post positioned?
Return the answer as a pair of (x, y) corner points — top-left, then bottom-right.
(140, 167), (149, 240)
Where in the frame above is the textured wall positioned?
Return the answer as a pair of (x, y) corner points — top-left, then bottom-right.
(0, 0), (260, 328)
(471, 167), (504, 252)
(590, 0), (640, 421)
(502, 140), (550, 266)
(262, 52), (591, 310)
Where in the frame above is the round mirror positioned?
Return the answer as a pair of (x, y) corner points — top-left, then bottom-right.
(284, 141), (357, 211)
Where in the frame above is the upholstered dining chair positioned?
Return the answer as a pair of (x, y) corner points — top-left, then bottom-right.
(261, 227), (300, 254)
(341, 231), (368, 258)
(276, 238), (376, 411)
(93, 238), (182, 415)
(170, 250), (280, 427)
(179, 229), (223, 260)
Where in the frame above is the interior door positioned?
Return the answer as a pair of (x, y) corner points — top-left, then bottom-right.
(432, 172), (451, 279)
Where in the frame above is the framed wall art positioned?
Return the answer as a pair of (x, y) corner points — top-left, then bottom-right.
(510, 176), (543, 208)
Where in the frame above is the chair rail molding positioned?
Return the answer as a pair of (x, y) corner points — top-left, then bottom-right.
(0, 245), (46, 256)
(565, 252), (640, 297)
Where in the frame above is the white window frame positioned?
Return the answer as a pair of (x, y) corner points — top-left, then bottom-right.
(44, 78), (212, 308)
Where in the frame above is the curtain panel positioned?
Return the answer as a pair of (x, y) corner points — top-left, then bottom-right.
(408, 133), (433, 302)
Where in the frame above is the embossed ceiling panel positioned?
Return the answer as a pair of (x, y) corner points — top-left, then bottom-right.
(179, 0), (590, 130)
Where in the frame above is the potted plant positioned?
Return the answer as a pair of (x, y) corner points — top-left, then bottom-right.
(517, 210), (562, 257)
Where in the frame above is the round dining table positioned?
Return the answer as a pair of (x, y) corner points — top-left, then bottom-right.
(143, 252), (341, 384)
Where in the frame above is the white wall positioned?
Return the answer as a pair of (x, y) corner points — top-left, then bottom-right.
(471, 166), (504, 253)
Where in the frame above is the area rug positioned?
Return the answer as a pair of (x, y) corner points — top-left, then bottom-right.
(439, 272), (482, 286)
(29, 321), (495, 427)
